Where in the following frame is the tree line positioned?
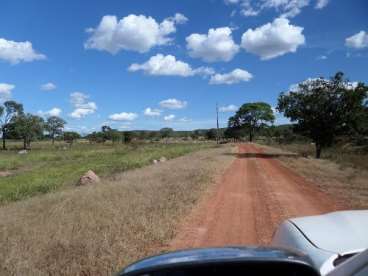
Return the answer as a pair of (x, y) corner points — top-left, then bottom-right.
(84, 127), (217, 144)
(1, 72), (367, 158)
(0, 102), (222, 149)
(225, 72), (368, 158)
(0, 102), (68, 150)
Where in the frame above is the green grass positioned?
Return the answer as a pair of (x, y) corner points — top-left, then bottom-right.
(0, 141), (213, 203)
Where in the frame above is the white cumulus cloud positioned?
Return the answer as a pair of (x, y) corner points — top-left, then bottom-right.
(315, 0), (329, 9)
(179, 117), (192, 122)
(225, 0), (312, 18)
(69, 92), (97, 119)
(210, 69), (253, 85)
(0, 83), (15, 102)
(345, 31), (368, 49)
(38, 107), (62, 117)
(316, 55), (327, 60)
(109, 112), (138, 121)
(159, 98), (187, 109)
(129, 54), (214, 77)
(164, 114), (176, 121)
(242, 7), (260, 16)
(70, 92), (89, 105)
(40, 82), (56, 91)
(85, 13), (188, 54)
(241, 17), (305, 60)
(262, 0), (309, 18)
(0, 38), (46, 64)
(219, 104), (238, 112)
(170, 13), (189, 24)
(186, 27), (239, 62)
(225, 0), (241, 4)
(144, 107), (162, 117)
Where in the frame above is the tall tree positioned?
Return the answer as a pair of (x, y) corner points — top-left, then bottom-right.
(45, 116), (66, 144)
(0, 101), (23, 150)
(63, 131), (81, 147)
(101, 125), (112, 133)
(228, 102), (275, 142)
(101, 125), (113, 142)
(277, 72), (368, 158)
(160, 128), (174, 143)
(12, 113), (44, 149)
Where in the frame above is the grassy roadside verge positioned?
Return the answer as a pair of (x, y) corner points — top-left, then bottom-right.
(0, 145), (234, 275)
(257, 143), (368, 209)
(0, 142), (213, 203)
(257, 141), (368, 171)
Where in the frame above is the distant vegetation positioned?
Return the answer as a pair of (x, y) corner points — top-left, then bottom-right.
(0, 101), (227, 148)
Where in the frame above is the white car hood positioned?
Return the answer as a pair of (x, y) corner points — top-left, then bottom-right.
(290, 210), (368, 254)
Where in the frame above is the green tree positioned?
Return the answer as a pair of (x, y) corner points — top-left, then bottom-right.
(12, 113), (44, 149)
(148, 131), (158, 141)
(86, 132), (96, 143)
(0, 101), (24, 150)
(277, 72), (368, 158)
(224, 123), (246, 141)
(160, 127), (174, 142)
(190, 130), (201, 140)
(205, 129), (217, 140)
(101, 125), (112, 133)
(45, 116), (66, 144)
(63, 131), (81, 147)
(228, 102), (275, 142)
(122, 131), (132, 144)
(353, 103), (368, 142)
(110, 130), (121, 144)
(101, 125), (112, 142)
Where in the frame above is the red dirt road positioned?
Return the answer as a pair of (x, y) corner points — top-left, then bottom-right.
(170, 144), (346, 249)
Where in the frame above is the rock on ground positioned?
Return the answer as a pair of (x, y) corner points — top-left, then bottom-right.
(77, 170), (100, 186)
(0, 171), (12, 177)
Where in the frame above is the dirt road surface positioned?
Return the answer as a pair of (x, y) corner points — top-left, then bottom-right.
(170, 144), (346, 249)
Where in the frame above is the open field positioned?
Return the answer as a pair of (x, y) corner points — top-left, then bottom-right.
(0, 145), (235, 275)
(0, 141), (213, 203)
(258, 143), (368, 209)
(259, 141), (368, 171)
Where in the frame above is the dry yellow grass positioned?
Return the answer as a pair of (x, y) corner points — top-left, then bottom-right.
(0, 146), (235, 275)
(258, 144), (368, 209)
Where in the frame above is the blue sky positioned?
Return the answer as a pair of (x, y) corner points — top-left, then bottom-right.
(0, 0), (367, 133)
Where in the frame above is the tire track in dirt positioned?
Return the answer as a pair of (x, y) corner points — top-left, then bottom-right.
(249, 155), (284, 245)
(169, 144), (347, 249)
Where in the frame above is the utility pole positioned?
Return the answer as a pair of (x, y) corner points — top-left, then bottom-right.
(216, 102), (220, 144)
